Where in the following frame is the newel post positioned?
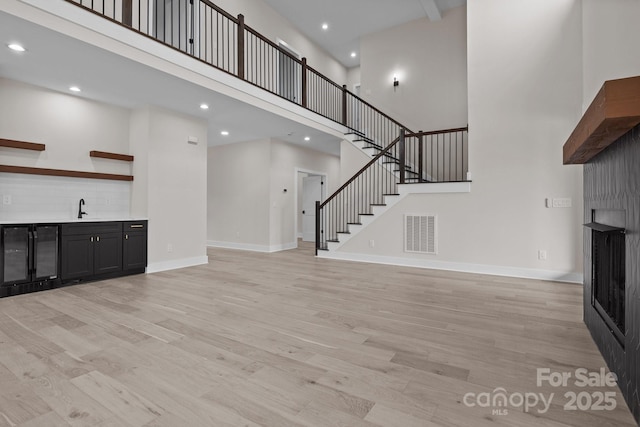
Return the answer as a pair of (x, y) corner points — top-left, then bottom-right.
(315, 201), (321, 255)
(418, 130), (424, 183)
(302, 58), (308, 108)
(342, 85), (347, 126)
(237, 14), (245, 80)
(399, 129), (406, 184)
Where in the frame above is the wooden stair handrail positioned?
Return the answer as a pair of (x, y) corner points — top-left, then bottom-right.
(320, 135), (402, 209)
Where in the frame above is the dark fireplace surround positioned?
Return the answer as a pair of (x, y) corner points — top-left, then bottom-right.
(583, 128), (639, 423)
(564, 76), (640, 423)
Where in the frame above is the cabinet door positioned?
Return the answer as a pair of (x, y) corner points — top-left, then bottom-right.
(1, 226), (30, 286)
(33, 225), (59, 281)
(123, 231), (147, 271)
(61, 234), (94, 280)
(94, 232), (122, 275)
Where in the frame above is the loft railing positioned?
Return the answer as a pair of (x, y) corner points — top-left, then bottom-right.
(63, 0), (411, 149)
(316, 126), (469, 253)
(403, 127), (469, 183)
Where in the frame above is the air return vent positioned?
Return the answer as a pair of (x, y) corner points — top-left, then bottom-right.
(405, 214), (437, 254)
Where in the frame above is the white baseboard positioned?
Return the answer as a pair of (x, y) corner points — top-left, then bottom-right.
(146, 255), (209, 274)
(207, 240), (297, 253)
(317, 251), (583, 284)
(297, 232), (304, 239)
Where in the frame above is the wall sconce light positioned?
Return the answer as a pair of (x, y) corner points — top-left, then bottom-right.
(393, 75), (399, 91)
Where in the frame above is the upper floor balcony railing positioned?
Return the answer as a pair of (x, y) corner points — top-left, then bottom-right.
(65, 0), (412, 152)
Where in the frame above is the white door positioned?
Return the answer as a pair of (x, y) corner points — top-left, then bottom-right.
(278, 42), (301, 103)
(302, 176), (323, 242)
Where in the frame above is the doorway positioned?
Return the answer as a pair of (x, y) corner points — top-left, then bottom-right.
(296, 170), (326, 243)
(278, 41), (301, 103)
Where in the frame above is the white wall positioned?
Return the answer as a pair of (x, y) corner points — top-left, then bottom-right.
(359, 6), (467, 132)
(269, 139), (339, 247)
(208, 138), (339, 251)
(207, 139), (271, 247)
(130, 107), (208, 272)
(0, 78), (131, 175)
(346, 67), (361, 92)
(213, 0), (347, 85)
(335, 0), (585, 281)
(582, 0), (640, 111)
(0, 78), (131, 220)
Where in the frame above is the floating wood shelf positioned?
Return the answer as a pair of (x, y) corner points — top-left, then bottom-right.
(563, 76), (640, 164)
(0, 138), (46, 151)
(90, 150), (134, 162)
(0, 165), (133, 181)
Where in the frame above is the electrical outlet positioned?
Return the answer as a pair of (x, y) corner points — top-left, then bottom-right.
(105, 198), (111, 206)
(369, 239), (375, 248)
(167, 243), (173, 253)
(538, 250), (547, 260)
(3, 195), (11, 205)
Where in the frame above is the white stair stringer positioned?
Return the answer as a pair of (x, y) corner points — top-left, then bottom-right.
(323, 193), (406, 253)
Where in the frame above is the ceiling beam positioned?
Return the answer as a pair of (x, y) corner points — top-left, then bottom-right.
(419, 0), (442, 21)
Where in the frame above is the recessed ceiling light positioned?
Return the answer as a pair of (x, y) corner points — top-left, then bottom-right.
(350, 52), (357, 58)
(69, 86), (81, 93)
(321, 23), (328, 31)
(220, 131), (229, 136)
(8, 43), (25, 52)
(200, 103), (209, 110)
(304, 136), (311, 141)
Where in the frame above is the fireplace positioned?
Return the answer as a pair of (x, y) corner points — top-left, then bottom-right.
(563, 76), (640, 423)
(585, 218), (625, 346)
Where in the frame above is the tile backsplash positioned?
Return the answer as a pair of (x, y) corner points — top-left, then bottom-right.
(0, 173), (130, 221)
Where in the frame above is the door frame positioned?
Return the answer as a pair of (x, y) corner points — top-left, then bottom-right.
(277, 39), (302, 103)
(294, 167), (328, 248)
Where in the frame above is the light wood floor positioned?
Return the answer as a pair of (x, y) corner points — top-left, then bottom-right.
(0, 242), (636, 426)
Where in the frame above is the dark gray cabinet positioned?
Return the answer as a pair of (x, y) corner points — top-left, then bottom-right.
(2, 220), (146, 297)
(123, 221), (147, 273)
(61, 222), (123, 281)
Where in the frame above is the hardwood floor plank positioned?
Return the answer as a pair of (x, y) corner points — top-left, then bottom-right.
(365, 403), (440, 427)
(70, 370), (163, 427)
(0, 241), (635, 426)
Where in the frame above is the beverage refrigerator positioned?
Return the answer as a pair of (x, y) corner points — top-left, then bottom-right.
(1, 224), (60, 297)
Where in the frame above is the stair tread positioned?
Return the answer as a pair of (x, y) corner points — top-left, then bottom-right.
(357, 141), (381, 148)
(395, 169), (419, 176)
(353, 137), (376, 143)
(347, 222), (362, 225)
(383, 193), (400, 196)
(327, 239), (340, 243)
(336, 231), (351, 234)
(370, 204), (386, 206)
(360, 213), (374, 216)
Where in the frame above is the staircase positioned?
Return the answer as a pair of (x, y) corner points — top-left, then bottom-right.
(316, 126), (469, 254)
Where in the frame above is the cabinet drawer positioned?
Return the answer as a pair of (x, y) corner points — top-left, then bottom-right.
(123, 221), (147, 231)
(61, 222), (123, 236)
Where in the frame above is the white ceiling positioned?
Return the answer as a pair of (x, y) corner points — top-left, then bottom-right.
(262, 0), (466, 67)
(0, 11), (342, 155)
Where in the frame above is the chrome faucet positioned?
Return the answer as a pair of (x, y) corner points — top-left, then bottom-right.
(78, 198), (87, 219)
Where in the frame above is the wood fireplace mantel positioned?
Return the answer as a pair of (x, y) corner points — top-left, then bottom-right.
(563, 76), (640, 164)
